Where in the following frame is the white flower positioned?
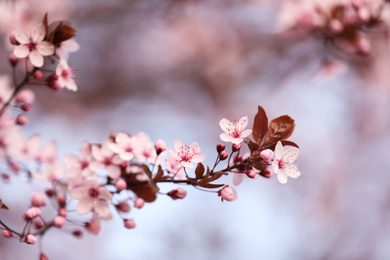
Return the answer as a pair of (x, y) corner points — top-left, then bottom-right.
(13, 23), (55, 67)
(272, 141), (300, 184)
(56, 60), (77, 91)
(219, 116), (252, 144)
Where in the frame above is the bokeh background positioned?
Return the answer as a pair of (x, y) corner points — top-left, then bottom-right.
(1, 0), (390, 259)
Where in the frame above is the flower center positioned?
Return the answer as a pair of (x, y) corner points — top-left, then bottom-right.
(27, 41), (37, 52)
(89, 187), (99, 198)
(61, 69), (69, 80)
(278, 159), (286, 169)
(178, 145), (195, 162)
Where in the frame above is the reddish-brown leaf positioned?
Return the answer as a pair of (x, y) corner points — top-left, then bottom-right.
(0, 199), (9, 210)
(260, 115), (295, 149)
(142, 164), (152, 178)
(195, 163), (205, 180)
(42, 13), (49, 35)
(248, 141), (259, 153)
(200, 171), (225, 183)
(281, 140), (299, 149)
(253, 106), (268, 143)
(195, 182), (225, 189)
(153, 165), (164, 182)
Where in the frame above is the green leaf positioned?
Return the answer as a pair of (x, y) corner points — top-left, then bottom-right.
(253, 106), (268, 143)
(260, 115), (295, 149)
(195, 163), (205, 180)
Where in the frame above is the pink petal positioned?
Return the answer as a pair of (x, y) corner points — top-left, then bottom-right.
(220, 133), (233, 142)
(13, 45), (29, 58)
(108, 143), (123, 154)
(37, 41), (55, 56)
(191, 154), (205, 163)
(189, 142), (201, 154)
(285, 164), (300, 178)
(119, 152), (134, 161)
(276, 170), (288, 184)
(98, 186), (112, 200)
(241, 129), (252, 139)
(274, 141), (284, 160)
(31, 23), (45, 43)
(232, 172), (244, 186)
(65, 154), (80, 167)
(219, 118), (232, 133)
(116, 132), (130, 143)
(174, 140), (183, 152)
(107, 165), (121, 179)
(80, 141), (91, 159)
(284, 148), (299, 164)
(231, 137), (243, 144)
(89, 161), (104, 171)
(69, 186), (88, 200)
(65, 80), (77, 91)
(238, 116), (249, 131)
(94, 200), (111, 217)
(77, 199), (94, 215)
(13, 29), (30, 44)
(91, 145), (104, 161)
(169, 149), (181, 161)
(28, 50), (44, 67)
(180, 161), (194, 169)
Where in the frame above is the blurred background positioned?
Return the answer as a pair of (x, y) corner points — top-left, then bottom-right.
(1, 0), (390, 259)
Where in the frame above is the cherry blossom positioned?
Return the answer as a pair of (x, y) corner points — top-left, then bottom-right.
(272, 141), (301, 184)
(218, 186), (238, 202)
(90, 139), (123, 179)
(219, 116), (252, 144)
(169, 140), (205, 169)
(109, 132), (138, 161)
(55, 39), (80, 60)
(69, 178), (112, 218)
(55, 60), (78, 91)
(13, 24), (55, 67)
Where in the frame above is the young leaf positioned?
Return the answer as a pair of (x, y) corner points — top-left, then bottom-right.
(248, 141), (259, 153)
(142, 164), (152, 178)
(195, 163), (205, 180)
(260, 115), (295, 149)
(253, 106), (268, 143)
(153, 165), (164, 182)
(200, 171), (225, 183)
(0, 199), (8, 210)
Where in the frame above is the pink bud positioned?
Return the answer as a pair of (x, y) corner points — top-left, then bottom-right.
(216, 143), (225, 153)
(357, 37), (371, 55)
(33, 70), (43, 79)
(16, 114), (28, 125)
(233, 154), (243, 164)
(45, 188), (54, 197)
(352, 0), (363, 8)
(260, 168), (273, 178)
(53, 216), (66, 228)
(15, 89), (35, 104)
(46, 74), (61, 91)
(25, 234), (36, 244)
(58, 197), (66, 208)
(232, 143), (241, 152)
(116, 201), (131, 213)
(9, 161), (20, 172)
(2, 230), (12, 237)
(219, 151), (228, 160)
(40, 253), (48, 260)
(8, 54), (18, 67)
(9, 31), (19, 45)
(115, 178), (127, 191)
(25, 207), (41, 220)
(260, 149), (273, 163)
(329, 19), (343, 33)
(59, 208), (67, 217)
(124, 219), (136, 229)
(246, 169), (256, 178)
(33, 219), (43, 229)
(167, 188), (187, 200)
(31, 193), (46, 207)
(72, 230), (83, 238)
(21, 103), (31, 112)
(134, 198), (145, 209)
(358, 7), (370, 22)
(155, 139), (166, 155)
(218, 185), (238, 202)
(85, 216), (101, 235)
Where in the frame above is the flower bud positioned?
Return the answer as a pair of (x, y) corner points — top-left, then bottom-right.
(218, 186), (238, 202)
(9, 32), (19, 45)
(72, 230), (83, 238)
(124, 219), (136, 229)
(25, 207), (41, 220)
(246, 169), (256, 178)
(53, 216), (66, 228)
(2, 230), (12, 237)
(59, 208), (67, 217)
(85, 217), (101, 235)
(357, 37), (371, 55)
(25, 234), (37, 244)
(31, 193), (46, 207)
(40, 253), (48, 260)
(134, 198), (145, 209)
(115, 178), (127, 191)
(8, 54), (18, 67)
(21, 103), (31, 112)
(233, 154), (243, 164)
(46, 74), (61, 91)
(116, 201), (131, 213)
(33, 219), (43, 229)
(33, 70), (43, 79)
(329, 19), (343, 33)
(45, 188), (54, 197)
(219, 151), (228, 160)
(260, 149), (273, 163)
(167, 188), (187, 200)
(232, 143), (241, 152)
(260, 168), (273, 178)
(358, 7), (370, 22)
(16, 114), (28, 125)
(216, 143), (225, 153)
(155, 139), (166, 155)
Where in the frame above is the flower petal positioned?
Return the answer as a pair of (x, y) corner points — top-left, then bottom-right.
(174, 140), (183, 152)
(191, 154), (205, 163)
(94, 200), (111, 217)
(180, 161), (193, 169)
(13, 29), (30, 44)
(37, 41), (54, 56)
(237, 116), (249, 131)
(31, 23), (45, 43)
(284, 147), (299, 164)
(77, 199), (94, 215)
(274, 141), (284, 159)
(232, 172), (244, 186)
(220, 133), (233, 142)
(98, 187), (112, 200)
(13, 45), (29, 58)
(285, 164), (301, 178)
(276, 170), (288, 184)
(69, 186), (88, 200)
(240, 129), (252, 139)
(28, 50), (44, 67)
(169, 149), (181, 161)
(189, 141), (201, 154)
(65, 154), (80, 167)
(107, 165), (121, 179)
(219, 118), (232, 133)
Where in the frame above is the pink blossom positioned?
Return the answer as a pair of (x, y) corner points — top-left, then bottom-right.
(69, 178), (112, 218)
(155, 139), (166, 155)
(166, 153), (184, 179)
(90, 139), (123, 179)
(272, 141), (300, 184)
(53, 216), (66, 228)
(31, 160), (65, 183)
(25, 234), (37, 244)
(85, 214), (101, 235)
(116, 201), (131, 213)
(13, 24), (55, 67)
(260, 149), (273, 163)
(124, 219), (136, 229)
(169, 140), (205, 169)
(25, 207), (41, 219)
(55, 39), (80, 60)
(219, 116), (252, 144)
(66, 141), (93, 176)
(133, 132), (158, 163)
(55, 60), (78, 91)
(218, 186), (238, 202)
(109, 132), (138, 161)
(134, 198), (145, 209)
(31, 193), (46, 207)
